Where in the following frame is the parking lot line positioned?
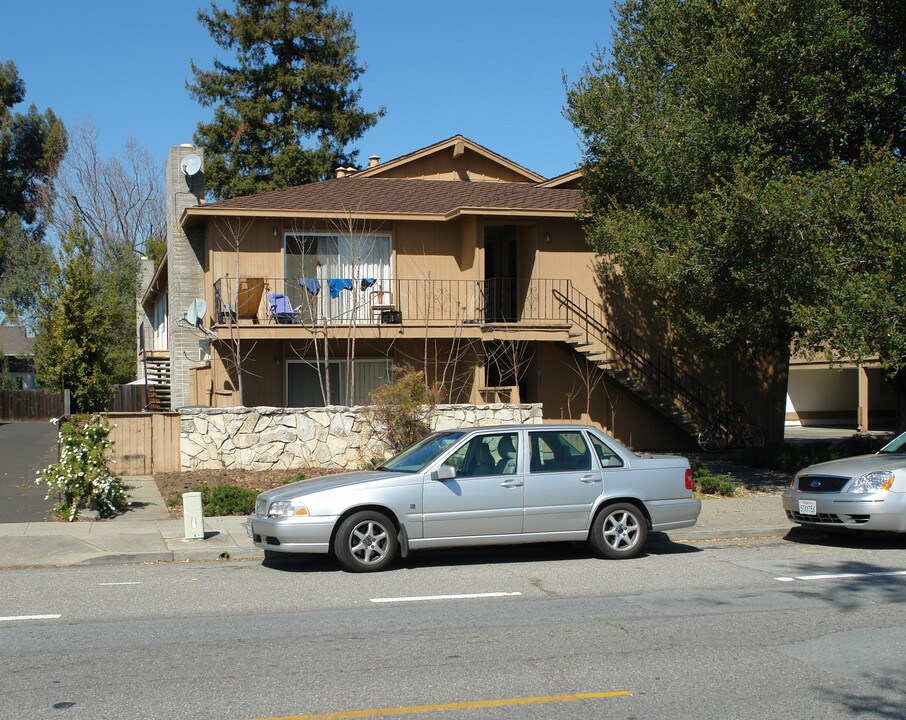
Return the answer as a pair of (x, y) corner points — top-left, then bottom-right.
(249, 690), (632, 720)
(775, 570), (906, 582)
(0, 614), (61, 622)
(369, 591), (522, 603)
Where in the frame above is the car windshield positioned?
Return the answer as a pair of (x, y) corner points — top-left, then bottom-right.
(879, 432), (906, 454)
(379, 431), (468, 473)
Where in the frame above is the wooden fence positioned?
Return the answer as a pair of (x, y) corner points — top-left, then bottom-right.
(0, 389), (65, 421)
(111, 385), (148, 413)
(106, 413), (180, 475)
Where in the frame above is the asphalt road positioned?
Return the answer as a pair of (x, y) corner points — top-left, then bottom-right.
(3, 534), (906, 719)
(0, 421), (58, 522)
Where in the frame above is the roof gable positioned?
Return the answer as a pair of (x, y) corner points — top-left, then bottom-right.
(356, 135), (545, 183)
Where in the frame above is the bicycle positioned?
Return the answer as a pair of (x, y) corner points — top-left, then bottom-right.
(696, 407), (765, 453)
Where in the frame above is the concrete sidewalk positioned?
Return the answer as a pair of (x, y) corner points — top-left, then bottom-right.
(0, 474), (796, 570)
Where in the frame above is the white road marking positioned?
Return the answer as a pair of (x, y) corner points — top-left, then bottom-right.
(0, 614), (61, 622)
(98, 582), (142, 586)
(776, 570), (906, 582)
(370, 591), (523, 604)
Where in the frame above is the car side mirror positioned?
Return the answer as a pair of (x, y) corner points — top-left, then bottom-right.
(431, 465), (456, 481)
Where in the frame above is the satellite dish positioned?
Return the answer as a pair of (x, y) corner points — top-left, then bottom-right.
(180, 153), (202, 176)
(185, 298), (207, 327)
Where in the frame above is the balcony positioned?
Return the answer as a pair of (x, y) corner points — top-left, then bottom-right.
(212, 277), (574, 331)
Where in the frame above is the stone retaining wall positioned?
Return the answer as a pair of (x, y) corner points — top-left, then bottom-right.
(180, 404), (543, 471)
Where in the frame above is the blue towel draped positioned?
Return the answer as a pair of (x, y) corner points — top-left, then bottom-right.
(328, 278), (354, 298)
(299, 277), (321, 295)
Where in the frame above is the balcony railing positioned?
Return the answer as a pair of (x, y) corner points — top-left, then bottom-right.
(212, 277), (573, 326)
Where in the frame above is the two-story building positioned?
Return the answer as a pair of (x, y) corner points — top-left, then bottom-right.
(141, 136), (785, 450)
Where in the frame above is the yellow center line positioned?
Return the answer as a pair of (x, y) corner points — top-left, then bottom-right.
(248, 690), (632, 720)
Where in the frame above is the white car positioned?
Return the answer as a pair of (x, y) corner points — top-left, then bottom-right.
(248, 424), (701, 572)
(783, 432), (906, 533)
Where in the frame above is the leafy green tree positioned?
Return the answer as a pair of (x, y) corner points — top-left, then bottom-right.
(188, 0), (384, 199)
(0, 215), (55, 326)
(0, 61), (66, 324)
(1, 61), (67, 225)
(34, 225), (127, 412)
(566, 0), (906, 429)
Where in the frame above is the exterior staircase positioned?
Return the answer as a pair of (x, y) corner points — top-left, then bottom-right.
(142, 356), (172, 412)
(553, 285), (721, 438)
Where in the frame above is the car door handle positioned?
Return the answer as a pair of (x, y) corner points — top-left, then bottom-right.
(580, 475), (601, 483)
(500, 479), (524, 488)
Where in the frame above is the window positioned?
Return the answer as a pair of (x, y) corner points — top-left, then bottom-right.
(286, 233), (392, 323)
(529, 430), (592, 473)
(444, 433), (519, 477)
(588, 434), (624, 468)
(286, 359), (391, 407)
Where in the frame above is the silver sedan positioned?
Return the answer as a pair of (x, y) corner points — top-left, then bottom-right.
(782, 432), (906, 533)
(247, 424), (701, 572)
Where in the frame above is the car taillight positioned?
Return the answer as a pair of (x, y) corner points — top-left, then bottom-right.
(685, 468), (694, 490)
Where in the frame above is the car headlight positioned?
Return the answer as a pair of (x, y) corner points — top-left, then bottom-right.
(848, 471), (895, 494)
(267, 500), (309, 517)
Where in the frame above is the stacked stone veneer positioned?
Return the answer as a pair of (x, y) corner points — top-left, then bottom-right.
(180, 404), (543, 471)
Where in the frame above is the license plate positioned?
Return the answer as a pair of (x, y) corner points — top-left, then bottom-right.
(798, 500), (817, 516)
(245, 520), (254, 539)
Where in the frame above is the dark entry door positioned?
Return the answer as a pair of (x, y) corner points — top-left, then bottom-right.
(484, 225), (517, 322)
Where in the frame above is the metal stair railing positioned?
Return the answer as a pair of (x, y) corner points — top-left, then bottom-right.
(552, 283), (721, 428)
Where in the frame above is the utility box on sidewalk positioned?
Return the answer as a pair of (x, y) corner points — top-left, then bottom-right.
(183, 492), (205, 539)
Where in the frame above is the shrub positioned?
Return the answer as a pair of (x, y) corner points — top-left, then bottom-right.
(692, 463), (738, 497)
(739, 433), (894, 474)
(195, 485), (258, 516)
(37, 414), (129, 521)
(362, 368), (440, 456)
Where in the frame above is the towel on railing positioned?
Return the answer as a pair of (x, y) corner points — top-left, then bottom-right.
(327, 278), (354, 298)
(299, 277), (321, 295)
(360, 278), (376, 290)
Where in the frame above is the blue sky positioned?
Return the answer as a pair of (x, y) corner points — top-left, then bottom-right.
(1, 1), (615, 179)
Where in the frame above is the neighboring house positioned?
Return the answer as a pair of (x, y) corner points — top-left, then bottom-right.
(140, 136), (780, 450)
(0, 327), (36, 389)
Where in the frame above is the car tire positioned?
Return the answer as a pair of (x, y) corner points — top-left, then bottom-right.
(333, 510), (398, 573)
(589, 503), (648, 560)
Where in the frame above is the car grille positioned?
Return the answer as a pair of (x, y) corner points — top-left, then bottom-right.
(788, 510), (844, 524)
(795, 475), (850, 492)
(787, 511), (870, 525)
(255, 498), (268, 516)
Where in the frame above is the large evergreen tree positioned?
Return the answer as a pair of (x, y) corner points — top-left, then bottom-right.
(188, 0), (384, 199)
(566, 0), (906, 428)
(0, 61), (66, 325)
(35, 225), (130, 412)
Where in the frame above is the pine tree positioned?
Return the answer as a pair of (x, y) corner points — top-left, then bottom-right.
(34, 225), (116, 412)
(188, 0), (384, 199)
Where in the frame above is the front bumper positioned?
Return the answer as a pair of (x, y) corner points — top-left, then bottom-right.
(247, 514), (339, 554)
(782, 490), (906, 533)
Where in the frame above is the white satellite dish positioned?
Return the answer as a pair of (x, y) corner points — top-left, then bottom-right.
(185, 298), (207, 327)
(180, 153), (202, 176)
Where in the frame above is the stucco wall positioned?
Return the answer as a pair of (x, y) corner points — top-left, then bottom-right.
(180, 403), (543, 471)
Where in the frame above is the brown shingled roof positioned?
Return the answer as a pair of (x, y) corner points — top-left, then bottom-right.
(187, 177), (582, 220)
(0, 327), (34, 357)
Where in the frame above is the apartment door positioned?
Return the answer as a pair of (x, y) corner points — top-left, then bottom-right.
(484, 225), (518, 322)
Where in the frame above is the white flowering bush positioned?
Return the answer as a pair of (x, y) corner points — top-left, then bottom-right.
(37, 414), (129, 521)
